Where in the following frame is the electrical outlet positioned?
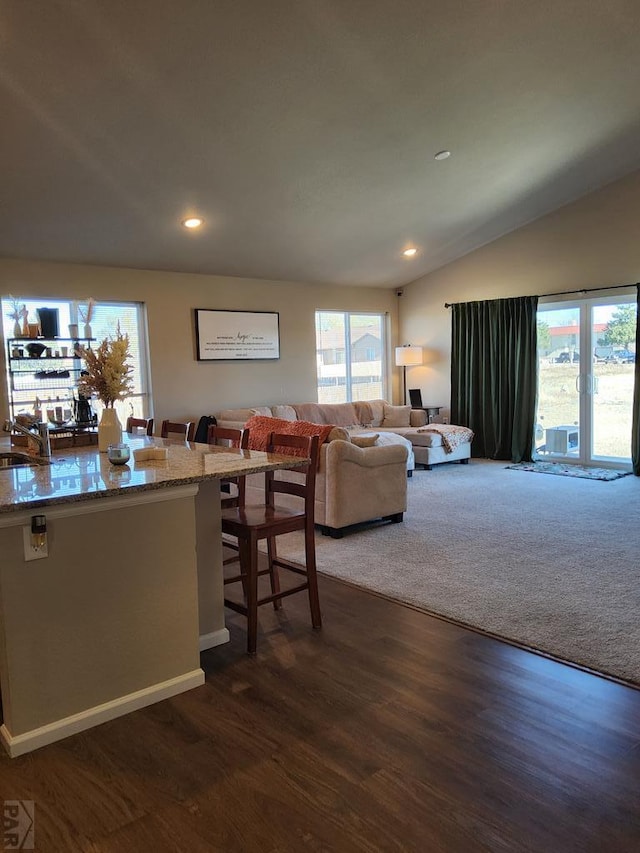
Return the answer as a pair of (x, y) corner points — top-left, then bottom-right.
(23, 526), (48, 561)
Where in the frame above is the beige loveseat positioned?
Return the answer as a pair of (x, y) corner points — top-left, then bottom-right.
(215, 404), (410, 537)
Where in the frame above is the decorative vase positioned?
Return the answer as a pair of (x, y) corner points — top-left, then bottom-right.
(12, 320), (21, 338)
(98, 407), (123, 452)
(84, 322), (92, 339)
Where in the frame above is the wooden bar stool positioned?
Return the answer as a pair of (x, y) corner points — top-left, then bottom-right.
(160, 419), (195, 441)
(126, 416), (154, 436)
(207, 425), (250, 568)
(207, 425), (250, 509)
(221, 432), (321, 655)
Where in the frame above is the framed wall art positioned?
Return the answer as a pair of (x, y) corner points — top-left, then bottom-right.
(195, 309), (280, 361)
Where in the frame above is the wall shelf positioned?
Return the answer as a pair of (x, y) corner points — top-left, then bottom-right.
(6, 337), (94, 422)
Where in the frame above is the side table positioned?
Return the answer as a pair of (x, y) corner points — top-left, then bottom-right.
(412, 405), (442, 423)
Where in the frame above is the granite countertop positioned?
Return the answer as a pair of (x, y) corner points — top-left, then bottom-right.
(0, 436), (307, 513)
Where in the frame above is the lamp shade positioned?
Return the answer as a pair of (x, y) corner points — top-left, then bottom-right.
(395, 345), (422, 367)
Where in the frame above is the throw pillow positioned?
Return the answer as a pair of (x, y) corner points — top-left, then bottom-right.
(244, 415), (334, 457)
(351, 433), (379, 447)
(327, 426), (350, 442)
(382, 404), (411, 427)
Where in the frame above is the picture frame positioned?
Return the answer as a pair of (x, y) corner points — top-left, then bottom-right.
(195, 309), (280, 361)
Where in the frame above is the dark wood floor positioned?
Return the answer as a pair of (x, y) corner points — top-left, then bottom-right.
(1, 574), (639, 852)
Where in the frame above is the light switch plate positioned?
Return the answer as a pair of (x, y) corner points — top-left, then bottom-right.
(23, 526), (48, 561)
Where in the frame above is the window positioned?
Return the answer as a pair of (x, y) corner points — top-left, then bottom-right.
(315, 311), (387, 403)
(2, 297), (151, 424)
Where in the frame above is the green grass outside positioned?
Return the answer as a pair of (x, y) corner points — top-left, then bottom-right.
(537, 362), (634, 459)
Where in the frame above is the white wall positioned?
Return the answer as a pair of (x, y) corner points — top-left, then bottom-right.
(5, 167), (639, 427)
(0, 260), (399, 427)
(400, 169), (640, 414)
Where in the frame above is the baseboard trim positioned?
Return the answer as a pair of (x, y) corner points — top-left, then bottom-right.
(199, 627), (230, 651)
(0, 668), (205, 758)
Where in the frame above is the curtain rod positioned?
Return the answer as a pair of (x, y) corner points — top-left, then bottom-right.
(444, 281), (639, 308)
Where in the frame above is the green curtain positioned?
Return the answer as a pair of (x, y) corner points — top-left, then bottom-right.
(632, 285), (640, 475)
(451, 295), (538, 462)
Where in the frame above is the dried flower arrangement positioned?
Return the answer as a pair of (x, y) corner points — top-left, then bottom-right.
(5, 295), (28, 333)
(78, 297), (95, 325)
(78, 324), (134, 407)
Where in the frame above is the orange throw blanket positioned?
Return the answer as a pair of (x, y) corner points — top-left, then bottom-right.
(416, 424), (474, 453)
(244, 415), (334, 459)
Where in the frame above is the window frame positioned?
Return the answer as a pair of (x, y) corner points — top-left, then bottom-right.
(2, 297), (152, 424)
(314, 310), (388, 403)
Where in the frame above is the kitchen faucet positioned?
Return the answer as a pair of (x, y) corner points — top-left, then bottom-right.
(3, 420), (51, 458)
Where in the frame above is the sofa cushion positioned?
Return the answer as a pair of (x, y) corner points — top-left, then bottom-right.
(376, 426), (444, 447)
(244, 415), (334, 456)
(292, 402), (359, 427)
(217, 406), (272, 423)
(272, 404), (297, 421)
(410, 409), (428, 427)
(352, 401), (374, 427)
(382, 404), (411, 427)
(290, 403), (326, 424)
(367, 399), (386, 427)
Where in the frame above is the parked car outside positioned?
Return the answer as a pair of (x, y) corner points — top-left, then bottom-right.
(597, 349), (635, 364)
(594, 347), (636, 363)
(556, 352), (579, 363)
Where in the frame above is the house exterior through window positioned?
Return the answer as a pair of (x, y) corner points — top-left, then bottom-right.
(315, 311), (387, 403)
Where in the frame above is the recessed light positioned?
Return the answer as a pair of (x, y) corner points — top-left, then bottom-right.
(434, 150), (451, 161)
(403, 248), (418, 257)
(182, 217), (204, 229)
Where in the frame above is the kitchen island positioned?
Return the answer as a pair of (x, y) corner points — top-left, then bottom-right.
(0, 435), (304, 756)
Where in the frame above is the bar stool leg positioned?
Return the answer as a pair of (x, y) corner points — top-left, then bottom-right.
(241, 534), (259, 655)
(305, 521), (322, 629)
(266, 536), (282, 610)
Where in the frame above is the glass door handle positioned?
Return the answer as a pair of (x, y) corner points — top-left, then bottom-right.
(576, 373), (597, 394)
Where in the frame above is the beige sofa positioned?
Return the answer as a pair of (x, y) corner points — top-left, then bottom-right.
(215, 404), (410, 537)
(288, 400), (472, 470)
(217, 399), (471, 470)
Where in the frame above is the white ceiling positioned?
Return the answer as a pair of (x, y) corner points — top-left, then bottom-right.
(1, 1), (640, 288)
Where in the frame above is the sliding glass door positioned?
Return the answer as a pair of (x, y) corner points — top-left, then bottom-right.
(536, 295), (636, 467)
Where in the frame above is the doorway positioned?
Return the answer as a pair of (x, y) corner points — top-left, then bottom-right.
(536, 295), (637, 467)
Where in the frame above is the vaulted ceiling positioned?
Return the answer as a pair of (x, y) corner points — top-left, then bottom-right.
(2, 1), (640, 288)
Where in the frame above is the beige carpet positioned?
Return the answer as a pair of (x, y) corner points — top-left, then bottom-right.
(273, 460), (640, 686)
